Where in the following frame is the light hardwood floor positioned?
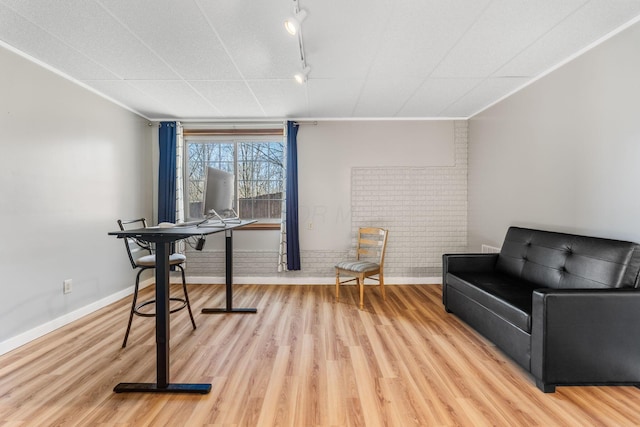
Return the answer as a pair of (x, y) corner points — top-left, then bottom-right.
(1, 284), (640, 426)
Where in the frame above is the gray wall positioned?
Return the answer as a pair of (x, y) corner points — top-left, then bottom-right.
(0, 45), (153, 344)
(468, 21), (640, 249)
(186, 120), (468, 281)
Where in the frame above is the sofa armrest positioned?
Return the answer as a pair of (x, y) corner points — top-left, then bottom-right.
(442, 253), (498, 305)
(442, 253), (498, 275)
(531, 288), (640, 392)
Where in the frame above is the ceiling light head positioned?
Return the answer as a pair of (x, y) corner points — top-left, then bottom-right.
(294, 66), (311, 84)
(284, 9), (307, 35)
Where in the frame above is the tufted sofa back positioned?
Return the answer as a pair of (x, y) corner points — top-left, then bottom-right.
(495, 227), (640, 289)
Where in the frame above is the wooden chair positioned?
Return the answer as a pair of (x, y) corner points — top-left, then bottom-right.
(117, 218), (196, 348)
(335, 227), (389, 309)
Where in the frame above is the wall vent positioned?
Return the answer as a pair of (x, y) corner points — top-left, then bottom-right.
(481, 244), (501, 254)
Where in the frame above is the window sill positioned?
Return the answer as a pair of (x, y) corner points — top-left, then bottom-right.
(239, 222), (281, 231)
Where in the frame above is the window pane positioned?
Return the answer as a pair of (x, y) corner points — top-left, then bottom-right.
(185, 139), (284, 221)
(236, 141), (284, 220)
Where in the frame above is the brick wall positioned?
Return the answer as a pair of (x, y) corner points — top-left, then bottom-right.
(351, 121), (468, 277)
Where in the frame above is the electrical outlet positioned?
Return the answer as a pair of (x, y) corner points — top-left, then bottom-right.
(63, 279), (72, 294)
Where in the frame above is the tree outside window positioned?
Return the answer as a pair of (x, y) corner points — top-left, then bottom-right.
(185, 139), (284, 222)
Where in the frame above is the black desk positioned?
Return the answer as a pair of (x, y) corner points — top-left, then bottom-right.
(200, 224), (258, 315)
(108, 219), (256, 394)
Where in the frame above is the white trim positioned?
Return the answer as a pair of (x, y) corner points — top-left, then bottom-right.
(153, 116), (467, 122)
(469, 14), (640, 119)
(0, 40), (147, 119)
(4, 11), (640, 125)
(186, 276), (441, 285)
(0, 279), (153, 356)
(0, 277), (438, 355)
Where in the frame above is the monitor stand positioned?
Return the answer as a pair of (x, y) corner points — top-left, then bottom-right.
(198, 209), (241, 228)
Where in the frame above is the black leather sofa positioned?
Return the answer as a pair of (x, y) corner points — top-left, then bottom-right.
(442, 226), (640, 392)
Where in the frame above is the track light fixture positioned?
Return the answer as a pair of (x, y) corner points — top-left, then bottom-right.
(294, 66), (311, 84)
(286, 0), (310, 84)
(284, 9), (307, 36)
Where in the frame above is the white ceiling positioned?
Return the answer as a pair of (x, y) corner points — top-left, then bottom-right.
(1, 0), (640, 120)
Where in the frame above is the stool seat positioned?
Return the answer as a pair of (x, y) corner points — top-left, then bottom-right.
(117, 218), (196, 348)
(135, 253), (186, 267)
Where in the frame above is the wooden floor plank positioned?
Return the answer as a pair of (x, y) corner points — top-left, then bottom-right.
(1, 284), (640, 426)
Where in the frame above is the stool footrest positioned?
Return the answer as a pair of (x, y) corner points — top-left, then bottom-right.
(134, 297), (188, 317)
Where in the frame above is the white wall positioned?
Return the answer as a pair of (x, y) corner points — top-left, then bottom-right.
(0, 45), (153, 346)
(468, 21), (640, 249)
(298, 120), (455, 250)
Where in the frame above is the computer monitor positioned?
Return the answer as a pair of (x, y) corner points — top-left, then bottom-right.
(203, 167), (238, 223)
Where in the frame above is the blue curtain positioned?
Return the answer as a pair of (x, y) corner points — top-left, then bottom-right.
(286, 121), (301, 270)
(158, 122), (177, 223)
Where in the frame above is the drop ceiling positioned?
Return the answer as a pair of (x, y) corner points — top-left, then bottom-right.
(1, 0), (639, 121)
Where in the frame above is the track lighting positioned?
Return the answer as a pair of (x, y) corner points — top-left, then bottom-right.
(294, 66), (311, 84)
(284, 9), (307, 36)
(286, 1), (310, 83)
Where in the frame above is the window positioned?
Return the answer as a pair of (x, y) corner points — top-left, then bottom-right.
(184, 134), (285, 225)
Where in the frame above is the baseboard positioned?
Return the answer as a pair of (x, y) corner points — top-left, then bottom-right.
(0, 278), (153, 357)
(0, 276), (439, 356)
(186, 276), (441, 285)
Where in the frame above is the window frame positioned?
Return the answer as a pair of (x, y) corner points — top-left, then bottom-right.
(183, 132), (285, 230)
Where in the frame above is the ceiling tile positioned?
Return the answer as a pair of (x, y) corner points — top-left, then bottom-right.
(306, 79), (365, 117)
(0, 4), (118, 80)
(196, 0), (301, 80)
(303, 0), (391, 79)
(353, 79), (423, 117)
(2, 0), (640, 119)
(99, 0), (241, 81)
(440, 77), (529, 117)
(496, 0), (640, 77)
(81, 79), (172, 118)
(431, 0), (588, 78)
(248, 80), (309, 118)
(126, 80), (220, 118)
(366, 0), (491, 80)
(2, 0), (178, 79)
(189, 80), (265, 118)
(398, 78), (482, 117)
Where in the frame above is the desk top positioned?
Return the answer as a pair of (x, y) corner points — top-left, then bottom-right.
(109, 219), (257, 241)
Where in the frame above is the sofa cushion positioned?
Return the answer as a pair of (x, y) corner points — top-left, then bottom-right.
(496, 227), (640, 290)
(446, 272), (538, 333)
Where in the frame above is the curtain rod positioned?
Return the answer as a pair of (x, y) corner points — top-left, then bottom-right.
(180, 121), (284, 129)
(146, 121), (318, 129)
(183, 128), (283, 136)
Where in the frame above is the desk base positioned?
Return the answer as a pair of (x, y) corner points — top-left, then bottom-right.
(114, 383), (211, 394)
(201, 307), (257, 314)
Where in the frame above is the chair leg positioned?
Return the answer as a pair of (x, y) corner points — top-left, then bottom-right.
(122, 269), (144, 348)
(335, 269), (340, 302)
(379, 273), (386, 301)
(358, 275), (365, 309)
(178, 265), (196, 330)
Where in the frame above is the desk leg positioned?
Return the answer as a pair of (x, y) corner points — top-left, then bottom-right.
(114, 241), (211, 394)
(202, 229), (257, 314)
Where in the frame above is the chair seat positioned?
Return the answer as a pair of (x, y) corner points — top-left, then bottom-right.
(135, 253), (186, 268)
(336, 260), (380, 273)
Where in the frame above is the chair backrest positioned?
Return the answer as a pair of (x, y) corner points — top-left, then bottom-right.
(117, 218), (153, 269)
(356, 227), (389, 268)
